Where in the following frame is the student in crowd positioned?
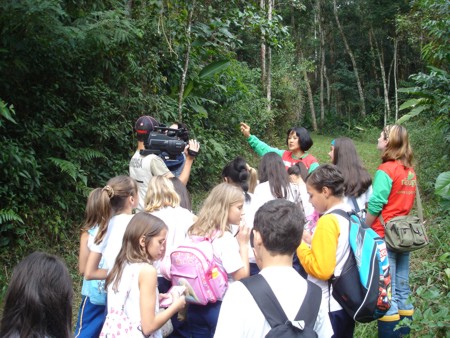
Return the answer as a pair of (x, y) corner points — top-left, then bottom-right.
(75, 188), (109, 337)
(84, 175), (138, 281)
(186, 183), (251, 338)
(0, 251), (73, 338)
(102, 212), (186, 337)
(329, 137), (372, 216)
(240, 121), (319, 172)
(215, 199), (333, 337)
(129, 115), (200, 211)
(253, 152), (306, 275)
(170, 176), (193, 211)
(365, 125), (417, 337)
(252, 152), (297, 218)
(145, 176), (196, 338)
(246, 163), (258, 193)
(222, 156), (258, 275)
(297, 164), (355, 338)
(288, 162), (318, 233)
(145, 176), (195, 292)
(222, 156), (257, 206)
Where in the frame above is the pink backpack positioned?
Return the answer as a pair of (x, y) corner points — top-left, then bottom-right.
(169, 235), (228, 305)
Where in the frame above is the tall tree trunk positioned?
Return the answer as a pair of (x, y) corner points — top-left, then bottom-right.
(368, 31), (380, 97)
(393, 37), (399, 120)
(299, 49), (318, 131)
(370, 28), (390, 121)
(177, 2), (196, 121)
(126, 0), (133, 16)
(332, 0), (366, 117)
(260, 0), (266, 89)
(266, 0), (273, 112)
(317, 0), (325, 126)
(324, 65), (331, 109)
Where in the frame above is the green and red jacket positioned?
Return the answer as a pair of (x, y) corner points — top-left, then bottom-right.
(368, 160), (417, 238)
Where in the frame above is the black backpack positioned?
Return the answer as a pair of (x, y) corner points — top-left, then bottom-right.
(241, 274), (322, 338)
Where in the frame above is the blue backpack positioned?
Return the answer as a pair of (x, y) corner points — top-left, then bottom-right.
(330, 210), (392, 323)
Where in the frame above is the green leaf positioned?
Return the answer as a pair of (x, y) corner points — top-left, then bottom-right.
(183, 81), (194, 99)
(399, 99), (420, 111)
(48, 157), (79, 182)
(199, 60), (230, 79)
(0, 100), (17, 124)
(435, 171), (450, 200)
(190, 103), (208, 118)
(397, 105), (429, 124)
(397, 87), (419, 94)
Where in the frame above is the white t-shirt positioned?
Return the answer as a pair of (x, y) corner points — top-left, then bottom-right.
(106, 262), (162, 338)
(214, 266), (334, 338)
(98, 214), (134, 272)
(241, 192), (257, 263)
(290, 182), (315, 218)
(151, 206), (194, 276)
(252, 181), (296, 215)
(343, 185), (373, 218)
(212, 231), (245, 284)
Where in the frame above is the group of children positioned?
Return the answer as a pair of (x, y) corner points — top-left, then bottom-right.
(0, 121), (417, 338)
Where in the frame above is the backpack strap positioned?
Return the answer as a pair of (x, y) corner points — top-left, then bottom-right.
(241, 274), (321, 330)
(327, 209), (351, 312)
(294, 280), (322, 329)
(330, 208), (350, 221)
(241, 274), (288, 328)
(350, 196), (360, 213)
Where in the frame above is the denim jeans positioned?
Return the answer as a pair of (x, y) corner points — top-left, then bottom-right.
(329, 309), (355, 338)
(385, 249), (414, 316)
(187, 301), (222, 338)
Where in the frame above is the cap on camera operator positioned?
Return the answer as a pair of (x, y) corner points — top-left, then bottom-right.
(129, 116), (200, 212)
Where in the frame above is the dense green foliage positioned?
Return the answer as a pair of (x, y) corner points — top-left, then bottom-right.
(0, 0), (449, 335)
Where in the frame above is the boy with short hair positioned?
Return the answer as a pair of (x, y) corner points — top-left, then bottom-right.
(129, 115), (199, 211)
(214, 199), (333, 338)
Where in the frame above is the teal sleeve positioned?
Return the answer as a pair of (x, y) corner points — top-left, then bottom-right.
(367, 169), (392, 216)
(247, 135), (284, 157)
(308, 161), (320, 173)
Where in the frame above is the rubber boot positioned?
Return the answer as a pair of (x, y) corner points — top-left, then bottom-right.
(378, 314), (401, 338)
(398, 310), (414, 336)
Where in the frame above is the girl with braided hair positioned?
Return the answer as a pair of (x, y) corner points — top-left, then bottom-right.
(75, 175), (138, 337)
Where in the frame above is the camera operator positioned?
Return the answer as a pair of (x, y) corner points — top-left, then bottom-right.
(160, 122), (189, 177)
(129, 116), (200, 212)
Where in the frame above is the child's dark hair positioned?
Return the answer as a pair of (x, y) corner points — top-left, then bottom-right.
(106, 213), (167, 292)
(0, 252), (73, 338)
(286, 127), (313, 151)
(253, 199), (305, 255)
(258, 152), (291, 199)
(306, 164), (345, 197)
(222, 156), (251, 202)
(332, 137), (372, 197)
(287, 162), (309, 181)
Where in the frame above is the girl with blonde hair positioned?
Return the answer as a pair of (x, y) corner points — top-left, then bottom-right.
(145, 176), (195, 285)
(365, 125), (416, 337)
(186, 183), (251, 338)
(145, 176), (196, 338)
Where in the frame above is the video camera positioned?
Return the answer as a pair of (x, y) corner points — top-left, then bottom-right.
(140, 126), (187, 158)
